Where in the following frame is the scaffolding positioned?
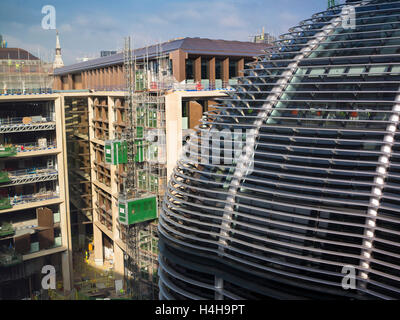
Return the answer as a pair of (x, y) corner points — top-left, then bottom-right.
(1, 167), (58, 187)
(0, 48), (53, 95)
(105, 38), (169, 300)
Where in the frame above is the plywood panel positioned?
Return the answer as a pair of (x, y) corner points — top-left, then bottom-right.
(38, 228), (55, 249)
(37, 207), (54, 228)
(14, 233), (31, 254)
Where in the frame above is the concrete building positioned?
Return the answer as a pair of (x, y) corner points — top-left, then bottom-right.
(53, 37), (268, 298)
(0, 94), (72, 299)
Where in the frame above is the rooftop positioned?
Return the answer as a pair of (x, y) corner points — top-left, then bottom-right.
(54, 37), (269, 75)
(0, 48), (39, 61)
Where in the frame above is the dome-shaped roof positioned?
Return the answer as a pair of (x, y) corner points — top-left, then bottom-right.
(159, 0), (400, 299)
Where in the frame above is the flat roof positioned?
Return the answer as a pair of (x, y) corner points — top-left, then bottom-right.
(54, 37), (269, 76)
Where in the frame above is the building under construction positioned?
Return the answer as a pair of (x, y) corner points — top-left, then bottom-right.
(52, 36), (268, 299)
(0, 93), (73, 299)
(0, 32), (269, 299)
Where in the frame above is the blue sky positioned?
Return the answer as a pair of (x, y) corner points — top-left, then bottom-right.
(0, 0), (344, 65)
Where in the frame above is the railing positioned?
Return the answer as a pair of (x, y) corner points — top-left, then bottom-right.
(0, 88), (53, 96)
(14, 141), (57, 153)
(0, 116), (55, 126)
(8, 167), (57, 178)
(10, 191), (59, 206)
(88, 79), (239, 93)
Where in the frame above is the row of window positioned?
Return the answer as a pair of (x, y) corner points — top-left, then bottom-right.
(186, 58), (240, 80)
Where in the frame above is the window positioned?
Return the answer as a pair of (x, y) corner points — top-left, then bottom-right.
(201, 59), (208, 80)
(369, 65), (387, 75)
(186, 59), (194, 80)
(390, 65), (400, 74)
(327, 67), (346, 77)
(182, 102), (189, 130)
(229, 60), (237, 78)
(308, 68), (325, 77)
(347, 66), (365, 76)
(215, 60), (222, 80)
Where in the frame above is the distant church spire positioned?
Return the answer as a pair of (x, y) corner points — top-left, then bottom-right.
(53, 30), (64, 69)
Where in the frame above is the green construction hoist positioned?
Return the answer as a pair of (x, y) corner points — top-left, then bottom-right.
(328, 0), (337, 8)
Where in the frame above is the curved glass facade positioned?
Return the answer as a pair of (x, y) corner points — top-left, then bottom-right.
(158, 0), (400, 299)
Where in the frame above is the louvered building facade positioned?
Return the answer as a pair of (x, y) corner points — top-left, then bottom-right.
(158, 0), (400, 299)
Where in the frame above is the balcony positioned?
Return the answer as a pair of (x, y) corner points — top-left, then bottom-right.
(0, 116), (56, 133)
(14, 141), (57, 154)
(0, 192), (58, 211)
(0, 146), (17, 158)
(1, 167), (58, 187)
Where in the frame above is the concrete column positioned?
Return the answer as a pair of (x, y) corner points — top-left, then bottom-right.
(61, 251), (72, 292)
(165, 92), (183, 180)
(238, 58), (245, 77)
(113, 243), (125, 281)
(222, 57), (229, 84)
(169, 49), (188, 82)
(93, 224), (104, 266)
(194, 57), (201, 83)
(209, 57), (216, 86)
(57, 96), (73, 292)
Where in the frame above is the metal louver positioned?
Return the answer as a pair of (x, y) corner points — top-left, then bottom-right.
(159, 0), (400, 300)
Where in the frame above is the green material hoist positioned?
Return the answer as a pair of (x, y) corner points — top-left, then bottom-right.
(328, 0), (337, 8)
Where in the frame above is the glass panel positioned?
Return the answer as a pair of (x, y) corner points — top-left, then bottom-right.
(369, 65), (387, 74)
(308, 68), (325, 77)
(185, 59), (194, 80)
(391, 65), (400, 74)
(327, 67), (346, 77)
(294, 68), (307, 76)
(347, 66), (365, 76)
